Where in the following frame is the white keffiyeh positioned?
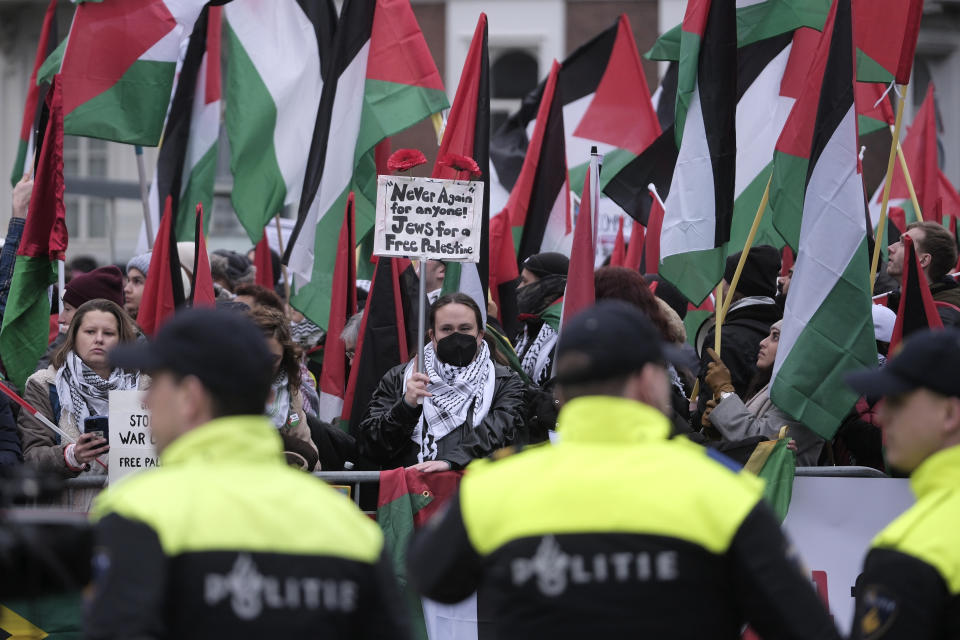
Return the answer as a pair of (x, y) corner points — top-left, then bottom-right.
(55, 352), (140, 428)
(406, 341), (495, 462)
(516, 323), (558, 386)
(266, 373), (293, 429)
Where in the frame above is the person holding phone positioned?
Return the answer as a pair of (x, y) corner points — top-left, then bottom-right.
(18, 299), (144, 486)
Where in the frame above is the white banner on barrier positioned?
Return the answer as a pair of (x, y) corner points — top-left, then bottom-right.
(782, 476), (914, 633)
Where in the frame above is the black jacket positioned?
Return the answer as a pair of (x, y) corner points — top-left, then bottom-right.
(930, 277), (960, 327)
(357, 361), (526, 469)
(0, 394), (21, 466)
(696, 298), (781, 406)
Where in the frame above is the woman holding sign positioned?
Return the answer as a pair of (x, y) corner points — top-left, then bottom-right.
(18, 299), (144, 488)
(358, 293), (525, 471)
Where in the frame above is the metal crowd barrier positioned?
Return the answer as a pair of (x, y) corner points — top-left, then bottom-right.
(12, 466), (890, 512)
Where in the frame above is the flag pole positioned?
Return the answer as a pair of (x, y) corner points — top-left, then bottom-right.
(273, 215), (291, 301)
(720, 174), (773, 321)
(713, 283), (725, 355)
(417, 255), (427, 376)
(893, 132), (923, 222)
(134, 146), (154, 250)
(590, 147), (602, 256)
(870, 84), (909, 288)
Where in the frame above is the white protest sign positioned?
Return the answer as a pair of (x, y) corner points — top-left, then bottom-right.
(374, 175), (484, 261)
(108, 389), (157, 484)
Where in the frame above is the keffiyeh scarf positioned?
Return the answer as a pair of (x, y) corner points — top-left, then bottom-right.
(406, 341), (495, 462)
(290, 318), (325, 350)
(55, 352), (140, 428)
(266, 373), (293, 429)
(515, 323), (558, 386)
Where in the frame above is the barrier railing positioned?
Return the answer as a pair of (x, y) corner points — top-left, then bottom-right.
(9, 466), (890, 512)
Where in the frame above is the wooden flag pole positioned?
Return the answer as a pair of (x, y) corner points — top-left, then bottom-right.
(870, 84), (909, 288)
(713, 284), (726, 355)
(720, 174), (773, 322)
(274, 215), (291, 301)
(893, 133), (924, 222)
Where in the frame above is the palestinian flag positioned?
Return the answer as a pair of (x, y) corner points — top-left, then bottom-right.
(318, 193), (358, 425)
(285, 0), (447, 330)
(489, 15), (660, 257)
(38, 0), (208, 145)
(137, 197), (186, 337)
(141, 6), (219, 245)
(223, 0), (336, 242)
(560, 169), (596, 327)
(770, 0), (878, 440)
(503, 61), (572, 263)
(743, 430), (796, 522)
(10, 0), (58, 187)
(191, 205), (216, 308)
(855, 81), (895, 135)
(609, 217), (626, 267)
(658, 0), (737, 305)
(436, 14), (490, 323)
(343, 257), (413, 437)
(623, 217), (645, 271)
(645, 0), (830, 60)
(0, 77), (67, 392)
(852, 0), (923, 84)
(889, 234), (943, 351)
(253, 232), (275, 290)
(376, 468), (463, 640)
(867, 84), (938, 228)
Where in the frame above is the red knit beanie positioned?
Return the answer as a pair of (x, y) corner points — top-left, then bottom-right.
(63, 265), (125, 308)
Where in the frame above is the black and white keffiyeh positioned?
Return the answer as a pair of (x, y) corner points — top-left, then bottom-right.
(516, 323), (558, 386)
(406, 341), (495, 462)
(55, 352), (140, 428)
(290, 317), (325, 350)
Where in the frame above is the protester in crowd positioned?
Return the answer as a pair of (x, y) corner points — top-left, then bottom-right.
(18, 299), (143, 483)
(124, 252), (150, 319)
(246, 244), (284, 295)
(86, 308), (408, 638)
(514, 252), (568, 386)
(342, 311), (364, 366)
(887, 221), (960, 326)
(695, 245), (782, 409)
(845, 328), (960, 639)
(644, 273), (688, 321)
(37, 265), (126, 371)
(248, 307), (318, 459)
(419, 259), (446, 304)
(0, 395), (22, 467)
(408, 301), (839, 639)
(702, 320), (823, 465)
(358, 293), (525, 471)
(595, 266), (694, 434)
(234, 283), (285, 313)
(210, 249), (255, 294)
(0, 175), (33, 321)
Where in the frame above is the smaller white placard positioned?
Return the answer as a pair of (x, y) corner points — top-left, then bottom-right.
(108, 390), (157, 484)
(374, 175), (484, 261)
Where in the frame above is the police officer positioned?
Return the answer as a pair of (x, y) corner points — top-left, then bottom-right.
(407, 300), (839, 639)
(846, 328), (960, 639)
(86, 309), (409, 639)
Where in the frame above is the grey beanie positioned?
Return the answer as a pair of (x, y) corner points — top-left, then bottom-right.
(127, 252), (152, 277)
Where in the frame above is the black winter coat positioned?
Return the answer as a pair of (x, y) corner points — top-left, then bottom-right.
(357, 361), (526, 469)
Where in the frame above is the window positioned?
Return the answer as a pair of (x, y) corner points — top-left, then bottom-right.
(491, 48), (539, 132)
(63, 136), (111, 240)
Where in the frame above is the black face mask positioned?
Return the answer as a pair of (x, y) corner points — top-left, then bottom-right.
(435, 332), (479, 367)
(516, 274), (567, 316)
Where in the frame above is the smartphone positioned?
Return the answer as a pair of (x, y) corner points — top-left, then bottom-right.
(83, 415), (109, 444)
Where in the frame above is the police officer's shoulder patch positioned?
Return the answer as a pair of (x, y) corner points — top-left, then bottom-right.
(859, 584), (898, 639)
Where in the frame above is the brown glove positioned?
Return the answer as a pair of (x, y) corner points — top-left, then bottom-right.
(704, 348), (735, 396)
